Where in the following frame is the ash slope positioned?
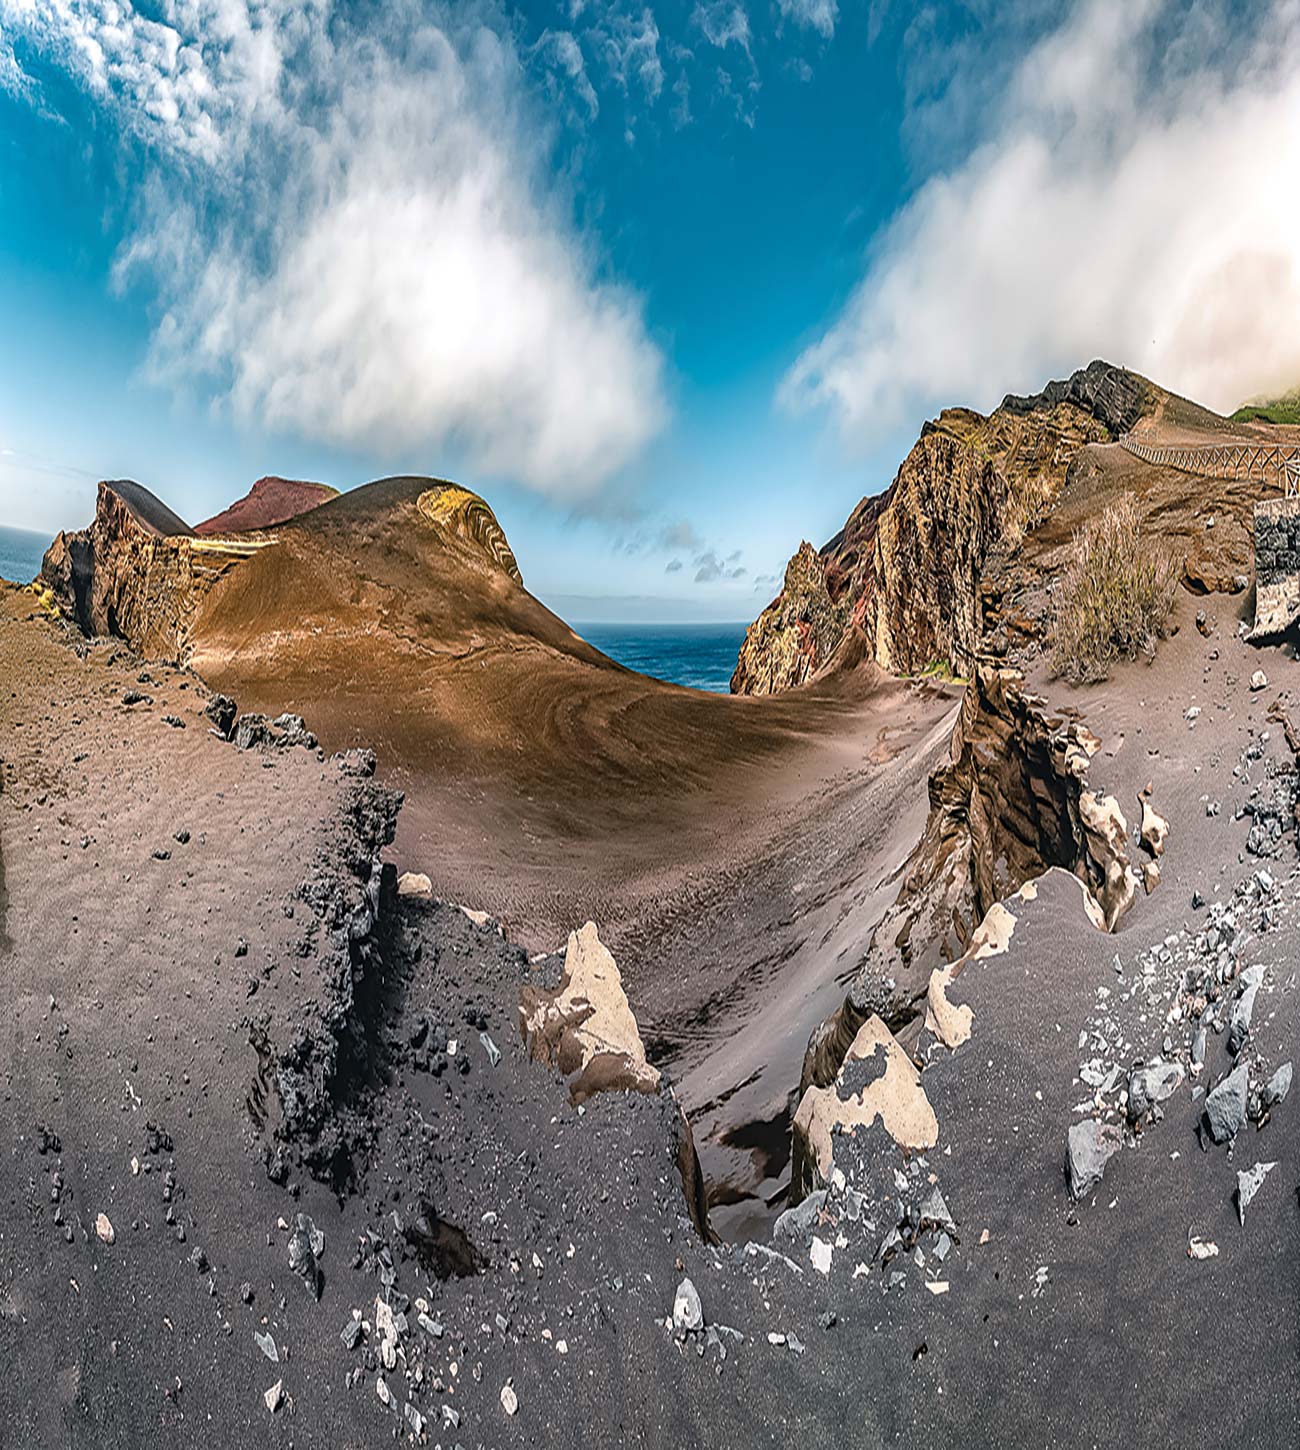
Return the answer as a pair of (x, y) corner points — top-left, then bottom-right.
(0, 589), (707, 1449)
(4, 557), (1298, 1449)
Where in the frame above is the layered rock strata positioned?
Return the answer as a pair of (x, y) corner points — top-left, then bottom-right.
(732, 361), (1147, 694)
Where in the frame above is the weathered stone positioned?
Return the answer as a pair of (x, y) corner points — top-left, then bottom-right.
(1127, 1059), (1185, 1124)
(791, 1015), (938, 1202)
(1138, 793), (1169, 857)
(519, 922), (660, 1104)
(1263, 1061), (1292, 1108)
(1066, 1119), (1122, 1200)
(1078, 791), (1139, 931)
(1228, 966), (1264, 1056)
(287, 1212), (322, 1299)
(1205, 1062), (1250, 1143)
(397, 871), (433, 900)
(773, 1190), (827, 1244)
(1235, 1161), (1277, 1224)
(672, 1277), (703, 1333)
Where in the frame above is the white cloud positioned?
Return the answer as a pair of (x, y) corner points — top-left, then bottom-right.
(776, 0), (837, 40)
(781, 0), (1300, 432)
(5, 1), (668, 500)
(692, 1), (751, 57)
(538, 30), (600, 119)
(592, 6), (663, 104)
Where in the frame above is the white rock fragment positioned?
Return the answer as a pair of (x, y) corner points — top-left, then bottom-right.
(263, 1380), (283, 1413)
(95, 1213), (115, 1245)
(500, 1383), (518, 1416)
(1236, 1161), (1278, 1225)
(672, 1277), (703, 1332)
(809, 1237), (833, 1276)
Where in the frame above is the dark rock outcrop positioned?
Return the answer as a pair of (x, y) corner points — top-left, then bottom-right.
(273, 771), (403, 1188)
(999, 358), (1152, 436)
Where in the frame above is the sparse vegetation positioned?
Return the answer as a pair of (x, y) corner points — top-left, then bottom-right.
(27, 581), (60, 619)
(912, 658), (969, 685)
(1231, 389), (1300, 425)
(1231, 400), (1300, 425)
(1049, 494), (1178, 683)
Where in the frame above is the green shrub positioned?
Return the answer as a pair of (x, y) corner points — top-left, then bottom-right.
(1049, 494), (1178, 683)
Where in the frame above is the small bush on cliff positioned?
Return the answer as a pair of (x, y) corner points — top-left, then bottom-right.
(1049, 495), (1178, 683)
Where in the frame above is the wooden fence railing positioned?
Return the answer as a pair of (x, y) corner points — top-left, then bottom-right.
(1121, 436), (1300, 497)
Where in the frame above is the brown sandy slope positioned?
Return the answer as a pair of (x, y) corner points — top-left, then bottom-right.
(183, 477), (961, 1230)
(194, 476), (339, 535)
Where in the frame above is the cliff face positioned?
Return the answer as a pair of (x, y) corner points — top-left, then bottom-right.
(731, 361), (1152, 694)
(729, 542), (851, 694)
(43, 481), (270, 659)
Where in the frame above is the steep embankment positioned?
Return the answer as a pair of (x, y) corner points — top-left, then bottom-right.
(732, 361), (1160, 693)
(195, 476), (339, 535)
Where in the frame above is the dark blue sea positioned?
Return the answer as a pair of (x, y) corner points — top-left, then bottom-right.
(577, 621), (747, 694)
(0, 525), (51, 584)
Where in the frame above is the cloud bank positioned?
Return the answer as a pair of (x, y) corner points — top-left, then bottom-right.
(782, 0), (1300, 433)
(2, 0), (668, 500)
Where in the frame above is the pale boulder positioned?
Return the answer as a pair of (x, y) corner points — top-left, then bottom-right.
(519, 922), (661, 1104)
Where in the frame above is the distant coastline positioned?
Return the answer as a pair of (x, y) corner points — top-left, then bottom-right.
(0, 525), (50, 585)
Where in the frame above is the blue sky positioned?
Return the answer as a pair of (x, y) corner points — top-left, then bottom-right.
(3, 0), (1299, 620)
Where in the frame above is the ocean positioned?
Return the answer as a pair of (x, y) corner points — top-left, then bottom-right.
(577, 621), (748, 694)
(0, 525), (51, 585)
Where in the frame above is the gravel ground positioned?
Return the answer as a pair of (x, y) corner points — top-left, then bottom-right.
(1, 576), (1296, 1449)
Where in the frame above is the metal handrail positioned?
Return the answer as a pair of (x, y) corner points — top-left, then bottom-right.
(1120, 436), (1300, 497)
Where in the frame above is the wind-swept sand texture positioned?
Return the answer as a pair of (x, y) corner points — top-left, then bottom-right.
(182, 476), (962, 1232)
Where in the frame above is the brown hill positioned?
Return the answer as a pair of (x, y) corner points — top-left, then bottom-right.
(195, 475), (338, 535)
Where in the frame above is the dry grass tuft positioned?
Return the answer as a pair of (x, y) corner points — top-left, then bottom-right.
(1049, 494), (1178, 683)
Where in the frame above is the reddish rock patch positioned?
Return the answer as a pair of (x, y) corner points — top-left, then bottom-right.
(195, 476), (338, 535)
